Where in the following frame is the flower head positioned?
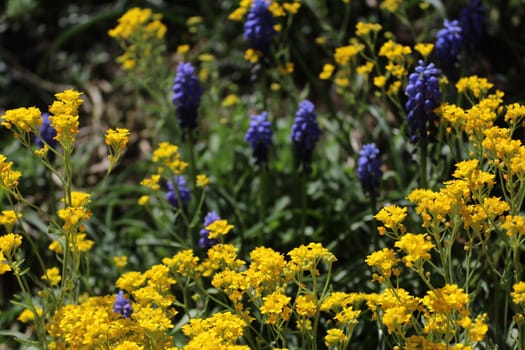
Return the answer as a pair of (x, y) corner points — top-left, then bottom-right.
(113, 291), (133, 318)
(166, 175), (191, 210)
(290, 100), (321, 172)
(435, 19), (463, 77)
(199, 211), (221, 249)
(357, 143), (383, 197)
(172, 62), (203, 132)
(459, 0), (485, 52)
(405, 60), (441, 145)
(245, 112), (272, 165)
(243, 0), (275, 58)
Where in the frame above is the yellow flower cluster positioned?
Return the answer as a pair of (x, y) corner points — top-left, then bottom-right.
(456, 75), (494, 99)
(0, 232), (23, 275)
(206, 219), (234, 239)
(108, 7), (166, 41)
(182, 312), (249, 349)
(152, 142), (188, 175)
(1, 106), (42, 141)
(48, 89), (83, 151)
(105, 128), (130, 162)
(0, 154), (22, 191)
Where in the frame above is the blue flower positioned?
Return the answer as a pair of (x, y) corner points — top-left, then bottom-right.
(459, 0), (485, 52)
(113, 291), (133, 318)
(290, 100), (321, 172)
(166, 175), (191, 210)
(245, 112), (272, 165)
(172, 62), (203, 131)
(405, 60), (441, 145)
(435, 19), (463, 76)
(357, 143), (383, 197)
(244, 0), (275, 56)
(35, 112), (57, 160)
(199, 211), (221, 249)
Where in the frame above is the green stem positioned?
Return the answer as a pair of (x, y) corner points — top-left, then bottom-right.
(299, 170), (307, 245)
(419, 142), (428, 189)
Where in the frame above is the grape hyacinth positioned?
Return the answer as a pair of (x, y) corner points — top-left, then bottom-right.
(290, 100), (321, 172)
(357, 143), (383, 197)
(166, 175), (191, 210)
(435, 19), (463, 77)
(113, 291), (133, 318)
(459, 0), (485, 52)
(405, 60), (441, 146)
(172, 62), (203, 132)
(199, 211), (221, 249)
(35, 112), (57, 160)
(245, 112), (272, 165)
(244, 0), (275, 57)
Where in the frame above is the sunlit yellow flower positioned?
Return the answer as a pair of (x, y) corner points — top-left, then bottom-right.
(196, 174), (209, 187)
(414, 43), (434, 58)
(108, 7), (166, 40)
(283, 2), (301, 14)
(1, 106), (42, 134)
(334, 43), (365, 65)
(295, 294), (317, 317)
(152, 142), (188, 175)
(41, 267), (61, 286)
(221, 94), (240, 107)
(422, 284), (469, 315)
(378, 40), (411, 61)
(140, 174), (161, 190)
(17, 307), (43, 323)
(137, 195), (149, 205)
(177, 44), (190, 55)
(355, 21), (382, 37)
(356, 62), (374, 76)
(0, 233), (23, 255)
(394, 233), (434, 267)
(105, 128), (130, 160)
(244, 48), (261, 63)
(48, 89), (83, 149)
(113, 256), (128, 268)
(319, 64), (335, 80)
(325, 328), (347, 346)
(365, 248), (400, 280)
(163, 249), (199, 277)
(373, 75), (387, 88)
(260, 291), (292, 324)
(286, 242), (336, 274)
(206, 219), (234, 239)
(0, 210), (19, 228)
(456, 75), (494, 99)
(380, 0), (402, 13)
(0, 154), (22, 190)
(512, 282), (525, 305)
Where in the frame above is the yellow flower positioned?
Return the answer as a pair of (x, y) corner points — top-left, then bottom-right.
(108, 7), (166, 40)
(186, 16), (203, 27)
(511, 282), (525, 305)
(260, 291), (292, 324)
(57, 207), (91, 231)
(198, 244), (245, 277)
(199, 53), (215, 62)
(373, 75), (387, 88)
(0, 233), (22, 254)
(0, 251), (11, 274)
(0, 210), (19, 227)
(113, 341), (144, 350)
(0, 154), (22, 190)
(295, 294), (317, 317)
(182, 312), (247, 347)
(41, 267), (61, 286)
(378, 40), (412, 62)
(206, 219), (234, 239)
(414, 43), (434, 58)
(244, 48), (261, 63)
(196, 174), (209, 187)
(456, 75), (494, 99)
(365, 248), (399, 279)
(48, 89), (83, 149)
(394, 233), (434, 267)
(1, 106), (42, 134)
(355, 21), (382, 37)
(113, 256), (128, 268)
(505, 103), (525, 125)
(324, 328), (347, 346)
(374, 205), (407, 231)
(221, 94), (240, 107)
(140, 174), (161, 190)
(17, 307), (43, 323)
(422, 284), (469, 315)
(286, 242), (336, 274)
(48, 240), (62, 254)
(138, 195), (149, 205)
(380, 0), (402, 13)
(356, 61), (374, 76)
(283, 2), (301, 14)
(163, 249), (199, 277)
(152, 142), (188, 175)
(177, 44), (190, 55)
(105, 128), (130, 158)
(334, 43), (365, 65)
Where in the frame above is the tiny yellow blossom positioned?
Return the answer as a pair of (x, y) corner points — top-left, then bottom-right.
(373, 76), (387, 88)
(325, 328), (347, 346)
(283, 2), (301, 14)
(319, 64), (335, 80)
(355, 22), (382, 37)
(357, 61), (374, 76)
(198, 53), (215, 62)
(0, 233), (23, 255)
(138, 195), (150, 205)
(114, 256), (128, 268)
(1, 106), (42, 134)
(260, 291), (292, 324)
(105, 128), (130, 153)
(206, 219), (234, 239)
(0, 210), (19, 228)
(177, 44), (190, 55)
(380, 0), (402, 13)
(511, 282), (525, 305)
(140, 174), (161, 190)
(196, 174), (209, 187)
(414, 43), (434, 58)
(17, 307), (43, 323)
(221, 94), (240, 107)
(41, 267), (61, 286)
